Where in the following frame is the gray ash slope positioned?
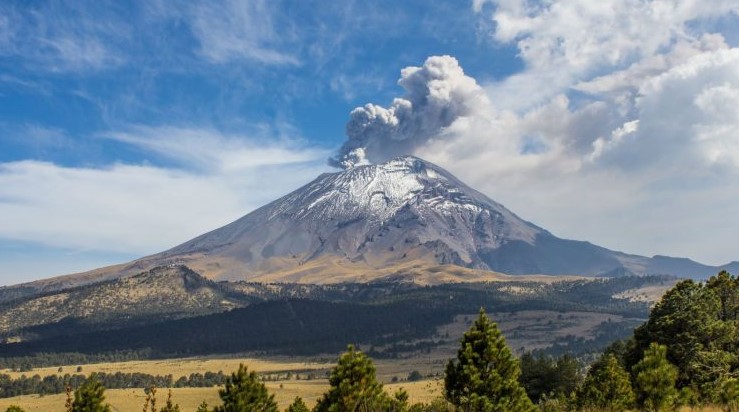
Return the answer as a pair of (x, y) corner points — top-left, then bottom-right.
(3, 155), (735, 301)
(141, 155), (735, 280)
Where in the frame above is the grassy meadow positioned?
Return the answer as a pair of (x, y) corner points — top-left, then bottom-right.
(0, 355), (726, 411)
(0, 354), (446, 410)
(0, 310), (649, 411)
(0, 371), (442, 411)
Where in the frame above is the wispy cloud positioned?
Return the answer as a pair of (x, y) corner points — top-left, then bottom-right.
(0, 0), (302, 73)
(0, 74), (49, 94)
(185, 0), (299, 66)
(103, 125), (330, 172)
(0, 125), (330, 266)
(329, 73), (387, 102)
(0, 2), (128, 72)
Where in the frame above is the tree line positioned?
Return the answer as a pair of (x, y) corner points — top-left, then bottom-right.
(516, 270), (739, 410)
(5, 271), (737, 411)
(1, 275), (657, 365)
(0, 371), (228, 398)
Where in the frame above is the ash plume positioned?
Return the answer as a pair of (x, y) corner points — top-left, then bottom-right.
(330, 55), (489, 169)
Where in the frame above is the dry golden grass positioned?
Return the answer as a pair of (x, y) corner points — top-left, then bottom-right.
(57, 250), (591, 286)
(0, 354), (448, 411)
(614, 281), (679, 303)
(0, 384), (728, 412)
(0, 354), (444, 383)
(0, 387), (220, 412)
(0, 379), (443, 411)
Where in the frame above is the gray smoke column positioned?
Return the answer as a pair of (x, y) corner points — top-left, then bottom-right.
(330, 55), (489, 169)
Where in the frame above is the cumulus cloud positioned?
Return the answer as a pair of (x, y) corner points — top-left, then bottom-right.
(633, 48), (739, 168)
(330, 1), (739, 265)
(481, 0), (739, 110)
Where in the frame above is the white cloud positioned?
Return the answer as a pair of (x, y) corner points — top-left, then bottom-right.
(186, 0), (299, 65)
(0, 0), (300, 73)
(481, 0), (739, 111)
(329, 1), (739, 265)
(693, 83), (739, 166)
(104, 125), (327, 173)
(0, 127), (330, 263)
(0, 2), (127, 72)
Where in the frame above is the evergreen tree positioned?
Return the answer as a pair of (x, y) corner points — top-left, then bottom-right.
(444, 309), (535, 412)
(407, 371), (423, 382)
(314, 345), (389, 412)
(519, 353), (581, 403)
(631, 277), (738, 388)
(575, 353), (634, 412)
(389, 388), (409, 412)
(407, 398), (454, 412)
(159, 389), (181, 412)
(706, 270), (739, 321)
(285, 397), (309, 412)
(195, 401), (209, 412)
(719, 377), (739, 411)
(5, 406), (25, 412)
(677, 386), (700, 410)
(634, 343), (678, 411)
(72, 374), (111, 412)
(213, 364), (277, 412)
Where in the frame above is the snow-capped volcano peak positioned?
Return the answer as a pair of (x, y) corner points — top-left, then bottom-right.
(264, 155), (540, 245)
(274, 156), (489, 223)
(155, 155), (552, 280)
(275, 156), (428, 222)
(28, 156), (737, 288)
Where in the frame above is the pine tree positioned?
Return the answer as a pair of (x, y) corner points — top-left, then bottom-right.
(285, 396), (309, 412)
(519, 352), (581, 403)
(5, 406), (25, 412)
(718, 377), (739, 411)
(407, 397), (454, 412)
(314, 345), (389, 412)
(66, 384), (73, 412)
(72, 374), (112, 412)
(632, 279), (731, 387)
(148, 386), (158, 412)
(213, 364), (277, 412)
(444, 308), (535, 412)
(575, 353), (634, 412)
(633, 342), (678, 411)
(195, 401), (209, 412)
(159, 389), (181, 412)
(389, 388), (409, 412)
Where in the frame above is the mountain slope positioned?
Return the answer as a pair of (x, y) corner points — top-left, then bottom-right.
(141, 156), (630, 280)
(126, 155), (735, 281)
(0, 265), (247, 338)
(2, 156), (735, 297)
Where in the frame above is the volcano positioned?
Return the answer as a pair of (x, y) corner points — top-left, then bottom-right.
(8, 156), (738, 294)
(94, 155), (737, 282)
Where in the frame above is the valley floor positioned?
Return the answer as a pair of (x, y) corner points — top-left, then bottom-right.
(0, 377), (442, 411)
(0, 354), (445, 410)
(0, 379), (727, 411)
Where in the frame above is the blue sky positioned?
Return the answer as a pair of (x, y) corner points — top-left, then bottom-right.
(1, 0), (739, 285)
